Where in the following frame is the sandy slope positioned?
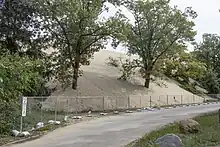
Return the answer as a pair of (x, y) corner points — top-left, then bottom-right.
(42, 50), (204, 112)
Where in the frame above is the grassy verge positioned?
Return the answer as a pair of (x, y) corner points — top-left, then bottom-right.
(127, 112), (220, 147)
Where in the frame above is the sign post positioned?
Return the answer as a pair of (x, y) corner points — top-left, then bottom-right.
(20, 97), (27, 132)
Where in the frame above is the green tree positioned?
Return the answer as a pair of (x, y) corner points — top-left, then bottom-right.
(0, 55), (43, 135)
(38, 0), (127, 90)
(0, 0), (46, 58)
(194, 33), (220, 77)
(161, 52), (206, 80)
(121, 0), (196, 88)
(200, 70), (220, 94)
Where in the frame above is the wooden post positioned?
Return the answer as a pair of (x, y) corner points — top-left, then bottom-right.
(150, 96), (152, 108)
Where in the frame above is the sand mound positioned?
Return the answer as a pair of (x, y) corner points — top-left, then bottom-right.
(42, 50), (204, 112)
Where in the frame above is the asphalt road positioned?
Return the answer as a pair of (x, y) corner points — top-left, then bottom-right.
(8, 103), (220, 147)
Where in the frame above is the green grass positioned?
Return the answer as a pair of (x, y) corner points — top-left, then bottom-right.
(127, 112), (220, 147)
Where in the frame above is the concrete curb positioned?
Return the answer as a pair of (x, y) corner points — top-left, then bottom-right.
(2, 134), (45, 147)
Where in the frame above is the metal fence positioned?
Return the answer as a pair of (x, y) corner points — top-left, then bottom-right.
(1, 94), (219, 135)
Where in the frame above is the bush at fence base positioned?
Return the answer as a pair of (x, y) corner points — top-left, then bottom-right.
(0, 102), (20, 136)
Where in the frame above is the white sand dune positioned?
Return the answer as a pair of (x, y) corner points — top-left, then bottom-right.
(43, 50), (204, 112)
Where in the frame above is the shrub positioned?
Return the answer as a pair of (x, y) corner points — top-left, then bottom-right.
(0, 55), (44, 135)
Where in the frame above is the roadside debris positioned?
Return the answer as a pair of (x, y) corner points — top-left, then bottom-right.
(100, 112), (108, 116)
(12, 130), (20, 137)
(113, 111), (119, 114)
(12, 130), (31, 137)
(143, 107), (154, 111)
(48, 120), (61, 125)
(36, 122), (44, 129)
(125, 110), (133, 113)
(72, 116), (83, 119)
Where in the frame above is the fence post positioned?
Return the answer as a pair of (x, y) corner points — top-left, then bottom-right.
(193, 94), (195, 104)
(140, 96), (142, 108)
(128, 96), (130, 109)
(75, 96), (78, 115)
(55, 97), (58, 121)
(150, 96), (152, 108)
(103, 96), (105, 112)
(181, 95), (183, 105)
(66, 97), (69, 116)
(218, 109), (220, 123)
(41, 97), (43, 122)
(158, 95), (161, 108)
(166, 95), (169, 105)
(115, 97), (118, 110)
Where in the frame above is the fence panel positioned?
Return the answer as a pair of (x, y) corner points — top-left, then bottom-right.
(3, 93), (219, 135)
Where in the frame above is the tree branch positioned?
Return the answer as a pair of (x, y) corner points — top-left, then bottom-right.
(152, 36), (179, 65)
(80, 36), (106, 55)
(151, 17), (175, 54)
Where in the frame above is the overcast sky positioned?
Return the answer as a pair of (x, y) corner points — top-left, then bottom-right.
(170, 0), (220, 42)
(104, 0), (220, 52)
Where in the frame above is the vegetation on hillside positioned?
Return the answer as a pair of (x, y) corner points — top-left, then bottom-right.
(0, 0), (220, 136)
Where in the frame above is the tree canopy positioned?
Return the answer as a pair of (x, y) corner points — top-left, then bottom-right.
(120, 0), (196, 88)
(35, 0), (128, 89)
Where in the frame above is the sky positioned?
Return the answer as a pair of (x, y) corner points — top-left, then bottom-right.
(103, 0), (220, 52)
(170, 0), (220, 42)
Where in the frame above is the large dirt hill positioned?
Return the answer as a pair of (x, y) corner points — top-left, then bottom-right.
(42, 50), (204, 112)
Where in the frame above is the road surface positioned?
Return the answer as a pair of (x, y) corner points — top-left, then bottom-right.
(8, 103), (220, 147)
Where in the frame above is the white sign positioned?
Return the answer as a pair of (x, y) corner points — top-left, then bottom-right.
(21, 97), (27, 117)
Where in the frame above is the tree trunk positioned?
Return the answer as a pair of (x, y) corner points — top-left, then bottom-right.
(144, 71), (151, 88)
(72, 60), (80, 90)
(144, 65), (152, 89)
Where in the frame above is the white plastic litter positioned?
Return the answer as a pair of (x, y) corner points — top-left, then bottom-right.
(12, 130), (20, 137)
(36, 122), (44, 129)
(136, 109), (142, 112)
(20, 131), (30, 137)
(64, 116), (68, 122)
(55, 121), (61, 125)
(100, 112), (108, 116)
(143, 107), (154, 111)
(48, 120), (55, 124)
(114, 111), (119, 114)
(73, 116), (83, 119)
(125, 110), (133, 113)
